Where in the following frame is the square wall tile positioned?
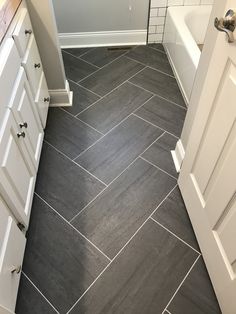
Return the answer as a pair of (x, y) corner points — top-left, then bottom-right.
(151, 0), (167, 8)
(150, 8), (158, 16)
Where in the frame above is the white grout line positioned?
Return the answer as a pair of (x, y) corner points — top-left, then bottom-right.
(75, 66), (149, 117)
(59, 107), (104, 135)
(34, 192), (112, 263)
(132, 113), (179, 139)
(164, 309), (172, 314)
(128, 80), (187, 110)
(124, 55), (175, 79)
(150, 217), (201, 255)
(161, 255), (201, 314)
(43, 139), (108, 187)
(62, 49), (100, 69)
(140, 156), (177, 180)
(69, 131), (165, 222)
(68, 78), (102, 98)
(22, 272), (60, 313)
(72, 92), (154, 161)
(66, 184), (178, 314)
(76, 47), (96, 58)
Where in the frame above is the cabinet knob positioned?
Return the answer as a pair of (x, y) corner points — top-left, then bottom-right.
(34, 63), (41, 69)
(17, 132), (26, 138)
(25, 29), (32, 35)
(11, 265), (22, 274)
(19, 122), (28, 129)
(44, 97), (50, 103)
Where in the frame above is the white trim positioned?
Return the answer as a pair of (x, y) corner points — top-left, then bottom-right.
(171, 139), (185, 173)
(58, 30), (147, 48)
(49, 80), (73, 107)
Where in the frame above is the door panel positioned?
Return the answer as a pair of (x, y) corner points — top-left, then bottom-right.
(178, 0), (236, 313)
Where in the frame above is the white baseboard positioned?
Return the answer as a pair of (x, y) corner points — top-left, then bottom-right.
(59, 30), (147, 48)
(49, 80), (73, 107)
(171, 139), (185, 173)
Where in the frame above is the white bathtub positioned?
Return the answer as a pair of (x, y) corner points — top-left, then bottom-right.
(163, 5), (212, 105)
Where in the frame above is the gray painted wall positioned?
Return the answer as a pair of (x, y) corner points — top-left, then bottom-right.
(52, 0), (150, 33)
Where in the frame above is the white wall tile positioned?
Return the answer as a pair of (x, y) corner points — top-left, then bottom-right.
(168, 0), (184, 6)
(149, 25), (156, 33)
(150, 8), (158, 17)
(148, 33), (163, 43)
(149, 16), (165, 25)
(151, 0), (167, 8)
(200, 0), (213, 4)
(158, 8), (167, 16)
(184, 0), (200, 5)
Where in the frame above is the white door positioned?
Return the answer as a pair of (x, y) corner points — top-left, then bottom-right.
(178, 0), (236, 313)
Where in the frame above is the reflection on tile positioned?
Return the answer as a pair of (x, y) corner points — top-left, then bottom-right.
(73, 158), (176, 258)
(70, 220), (198, 314)
(75, 115), (163, 184)
(16, 274), (57, 314)
(78, 82), (152, 133)
(23, 195), (109, 313)
(35, 143), (105, 221)
(63, 80), (100, 116)
(135, 95), (186, 137)
(130, 67), (186, 107)
(127, 45), (173, 75)
(142, 133), (178, 178)
(45, 108), (102, 159)
(80, 56), (144, 96)
(81, 47), (128, 67)
(168, 257), (221, 314)
(62, 51), (97, 82)
(152, 186), (200, 251)
(63, 48), (91, 57)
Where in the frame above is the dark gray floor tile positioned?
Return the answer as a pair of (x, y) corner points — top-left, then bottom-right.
(45, 108), (102, 159)
(35, 143), (105, 221)
(72, 158), (176, 258)
(78, 82), (152, 133)
(168, 257), (221, 314)
(80, 47), (128, 67)
(70, 220), (198, 314)
(142, 132), (178, 178)
(63, 48), (91, 57)
(127, 45), (173, 75)
(80, 56), (144, 96)
(148, 43), (165, 53)
(63, 80), (100, 116)
(130, 67), (186, 107)
(135, 95), (186, 137)
(75, 115), (163, 184)
(62, 51), (97, 82)
(152, 186), (200, 251)
(16, 274), (57, 314)
(23, 195), (109, 314)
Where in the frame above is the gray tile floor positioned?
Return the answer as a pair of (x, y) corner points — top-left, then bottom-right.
(16, 45), (221, 314)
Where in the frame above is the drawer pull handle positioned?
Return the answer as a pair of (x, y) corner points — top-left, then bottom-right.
(44, 97), (50, 102)
(19, 122), (28, 129)
(34, 63), (41, 68)
(25, 29), (32, 35)
(17, 132), (26, 138)
(11, 266), (22, 274)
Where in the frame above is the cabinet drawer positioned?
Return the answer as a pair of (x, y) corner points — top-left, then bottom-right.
(0, 110), (36, 227)
(0, 39), (21, 124)
(12, 8), (33, 58)
(0, 197), (26, 312)
(22, 35), (42, 97)
(35, 72), (50, 128)
(9, 67), (44, 168)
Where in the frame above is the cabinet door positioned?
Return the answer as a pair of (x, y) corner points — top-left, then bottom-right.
(0, 110), (36, 227)
(9, 67), (44, 168)
(0, 197), (26, 312)
(21, 35), (42, 97)
(35, 72), (50, 128)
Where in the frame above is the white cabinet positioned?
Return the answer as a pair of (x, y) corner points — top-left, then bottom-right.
(9, 68), (44, 168)
(0, 197), (26, 312)
(0, 110), (36, 227)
